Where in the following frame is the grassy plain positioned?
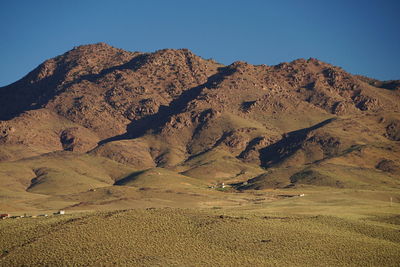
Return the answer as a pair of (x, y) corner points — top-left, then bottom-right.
(0, 187), (399, 266)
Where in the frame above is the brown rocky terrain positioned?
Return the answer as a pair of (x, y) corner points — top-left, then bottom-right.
(0, 42), (399, 209)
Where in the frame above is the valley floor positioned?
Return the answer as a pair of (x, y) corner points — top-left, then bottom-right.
(1, 188), (399, 266)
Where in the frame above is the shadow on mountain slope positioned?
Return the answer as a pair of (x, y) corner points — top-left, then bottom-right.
(98, 66), (237, 145)
(259, 118), (336, 167)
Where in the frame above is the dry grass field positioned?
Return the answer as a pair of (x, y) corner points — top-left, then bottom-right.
(1, 188), (399, 266)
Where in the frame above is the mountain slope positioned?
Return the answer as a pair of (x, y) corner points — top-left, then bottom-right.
(0, 43), (399, 203)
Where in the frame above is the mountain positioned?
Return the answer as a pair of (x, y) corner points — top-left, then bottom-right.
(0, 43), (399, 211)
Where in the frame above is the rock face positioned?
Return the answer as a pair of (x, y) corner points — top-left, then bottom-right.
(59, 127), (99, 152)
(0, 124), (15, 143)
(385, 120), (400, 141)
(376, 159), (399, 174)
(0, 43), (399, 190)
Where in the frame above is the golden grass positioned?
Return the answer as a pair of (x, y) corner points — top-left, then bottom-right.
(0, 188), (399, 266)
(0, 206), (399, 266)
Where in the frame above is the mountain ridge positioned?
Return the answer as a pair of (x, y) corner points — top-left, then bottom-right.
(0, 43), (399, 210)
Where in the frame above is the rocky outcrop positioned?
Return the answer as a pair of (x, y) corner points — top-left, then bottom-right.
(376, 159), (399, 174)
(385, 120), (400, 141)
(60, 127), (99, 152)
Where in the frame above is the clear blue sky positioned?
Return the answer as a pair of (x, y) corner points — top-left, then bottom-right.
(1, 0), (399, 86)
